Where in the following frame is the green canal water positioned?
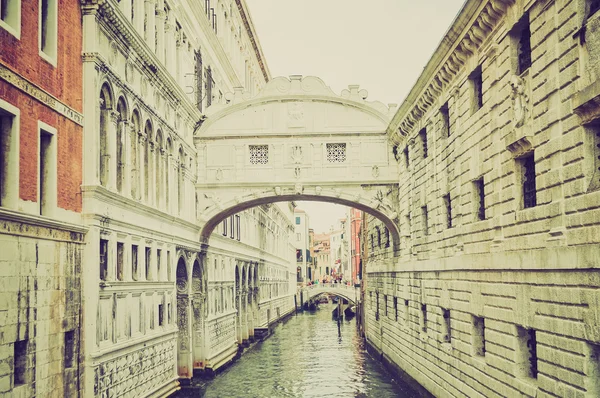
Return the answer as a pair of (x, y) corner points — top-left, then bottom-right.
(176, 303), (421, 397)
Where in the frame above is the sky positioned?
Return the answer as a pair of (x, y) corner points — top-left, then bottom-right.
(244, 0), (466, 233)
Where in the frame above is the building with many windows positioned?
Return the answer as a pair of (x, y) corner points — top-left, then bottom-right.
(293, 207), (310, 282)
(365, 1), (600, 397)
(0, 0), (85, 395)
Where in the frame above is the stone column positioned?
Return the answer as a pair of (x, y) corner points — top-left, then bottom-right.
(130, 124), (138, 199)
(148, 142), (155, 207)
(107, 111), (119, 191)
(155, 0), (166, 63)
(133, 0), (144, 34)
(144, 0), (156, 52)
(177, 34), (185, 87)
(138, 133), (146, 202)
(120, 0), (132, 20)
(122, 121), (131, 197)
(165, 13), (176, 77)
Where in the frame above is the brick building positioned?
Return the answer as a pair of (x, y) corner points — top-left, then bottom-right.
(364, 0), (600, 397)
(0, 0), (84, 396)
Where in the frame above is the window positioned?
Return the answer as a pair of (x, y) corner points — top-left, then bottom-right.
(145, 247), (151, 280)
(521, 154), (537, 208)
(442, 309), (451, 343)
(326, 143), (346, 163)
(158, 304), (164, 326)
(393, 297), (398, 321)
(376, 226), (381, 247)
(384, 228), (390, 248)
(404, 300), (409, 323)
(591, 0), (600, 17)
(0, 102), (19, 209)
(472, 315), (486, 357)
(64, 330), (75, 368)
(222, 218), (227, 236)
(235, 214), (241, 241)
(116, 242), (124, 281)
(587, 123), (600, 192)
(13, 339), (28, 385)
(295, 216), (301, 225)
(421, 304), (427, 332)
(470, 66), (483, 112)
(229, 215), (234, 238)
(0, 0), (20, 38)
(157, 249), (162, 278)
(370, 234), (374, 252)
(440, 102), (450, 137)
(384, 295), (388, 316)
(249, 144), (269, 164)
(512, 13), (531, 74)
(194, 50), (203, 112)
(517, 326), (538, 379)
(421, 206), (429, 236)
(419, 128), (428, 158)
(167, 303), (172, 324)
(39, 124), (56, 216)
(131, 245), (138, 281)
(474, 178), (485, 220)
(587, 342), (600, 396)
(403, 146), (409, 168)
(375, 292), (379, 321)
(99, 239), (108, 281)
(39, 0), (57, 64)
(205, 66), (213, 107)
(443, 194), (452, 229)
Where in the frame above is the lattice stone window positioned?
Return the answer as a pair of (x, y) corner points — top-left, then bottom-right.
(326, 143), (346, 163)
(249, 144), (269, 164)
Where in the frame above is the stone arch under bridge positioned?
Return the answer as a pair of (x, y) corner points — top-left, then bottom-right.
(195, 75), (400, 252)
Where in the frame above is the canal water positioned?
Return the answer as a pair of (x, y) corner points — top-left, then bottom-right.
(177, 303), (420, 397)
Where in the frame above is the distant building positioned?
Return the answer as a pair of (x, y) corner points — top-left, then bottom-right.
(348, 208), (362, 284)
(293, 208), (310, 282)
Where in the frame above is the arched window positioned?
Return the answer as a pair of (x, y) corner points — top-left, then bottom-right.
(130, 110), (141, 199)
(376, 226), (381, 248)
(116, 97), (128, 194)
(99, 84), (113, 187)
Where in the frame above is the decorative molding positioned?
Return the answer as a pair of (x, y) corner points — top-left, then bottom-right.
(0, 62), (84, 126)
(506, 136), (534, 157)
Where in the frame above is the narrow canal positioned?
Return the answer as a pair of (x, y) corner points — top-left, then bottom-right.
(177, 303), (420, 397)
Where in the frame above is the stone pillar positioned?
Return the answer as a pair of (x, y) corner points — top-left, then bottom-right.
(155, 0), (166, 63)
(133, 0), (144, 34)
(120, 0), (132, 20)
(107, 111), (119, 191)
(130, 125), (138, 199)
(165, 13), (176, 77)
(139, 133), (146, 202)
(122, 121), (131, 197)
(144, 0), (156, 52)
(176, 34), (185, 87)
(149, 142), (155, 207)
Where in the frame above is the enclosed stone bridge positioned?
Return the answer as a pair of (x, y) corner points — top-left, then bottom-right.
(304, 283), (360, 304)
(195, 76), (401, 252)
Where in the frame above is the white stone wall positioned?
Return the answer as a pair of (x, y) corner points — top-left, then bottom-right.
(366, 0), (600, 397)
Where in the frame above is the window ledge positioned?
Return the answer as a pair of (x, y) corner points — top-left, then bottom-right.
(573, 79), (600, 124)
(0, 20), (20, 40)
(39, 50), (57, 68)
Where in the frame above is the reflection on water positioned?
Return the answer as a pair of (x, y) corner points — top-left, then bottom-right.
(177, 304), (420, 397)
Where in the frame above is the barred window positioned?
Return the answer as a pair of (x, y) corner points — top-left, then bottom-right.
(470, 66), (483, 112)
(421, 206), (429, 236)
(512, 14), (531, 75)
(443, 194), (452, 228)
(420, 128), (428, 158)
(326, 143), (346, 163)
(474, 178), (486, 220)
(522, 155), (536, 208)
(249, 145), (269, 164)
(440, 102), (450, 137)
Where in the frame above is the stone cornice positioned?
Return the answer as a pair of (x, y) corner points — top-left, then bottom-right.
(91, 0), (202, 125)
(386, 0), (514, 145)
(0, 207), (87, 235)
(234, 0), (271, 82)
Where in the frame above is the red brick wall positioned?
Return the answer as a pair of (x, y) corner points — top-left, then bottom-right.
(0, 0), (82, 213)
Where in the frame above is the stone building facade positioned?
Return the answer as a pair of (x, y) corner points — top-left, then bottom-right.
(79, 0), (294, 397)
(0, 0), (85, 396)
(365, 0), (600, 397)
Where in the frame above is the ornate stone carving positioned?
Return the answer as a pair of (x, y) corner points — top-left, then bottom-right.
(372, 165), (380, 178)
(509, 74), (529, 128)
(294, 167), (301, 179)
(215, 168), (223, 181)
(291, 145), (303, 164)
(287, 103), (304, 127)
(315, 186), (322, 195)
(295, 183), (303, 195)
(274, 186), (281, 195)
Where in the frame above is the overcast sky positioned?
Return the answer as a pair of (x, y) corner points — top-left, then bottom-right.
(245, 0), (466, 233)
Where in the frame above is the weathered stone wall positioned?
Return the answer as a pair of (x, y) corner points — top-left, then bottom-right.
(0, 216), (84, 397)
(366, 0), (600, 396)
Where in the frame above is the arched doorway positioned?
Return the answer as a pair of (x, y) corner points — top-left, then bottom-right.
(191, 258), (204, 370)
(176, 257), (191, 377)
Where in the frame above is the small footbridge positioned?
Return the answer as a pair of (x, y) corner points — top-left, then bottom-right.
(303, 283), (360, 304)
